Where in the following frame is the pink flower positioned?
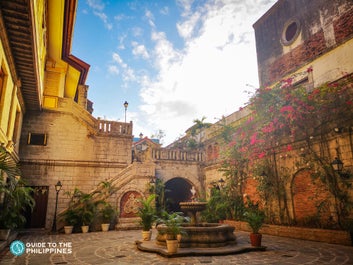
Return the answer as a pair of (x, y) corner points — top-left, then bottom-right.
(250, 133), (257, 145)
(258, 152), (266, 159)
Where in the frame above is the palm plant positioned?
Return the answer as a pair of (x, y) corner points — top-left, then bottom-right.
(0, 147), (35, 230)
(137, 194), (156, 231)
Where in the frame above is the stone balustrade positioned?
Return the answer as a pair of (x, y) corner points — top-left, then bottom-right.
(152, 148), (204, 162)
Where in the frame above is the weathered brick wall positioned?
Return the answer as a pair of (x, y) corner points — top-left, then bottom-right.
(156, 160), (202, 189)
(254, 0), (353, 86)
(19, 109), (132, 228)
(223, 220), (352, 246)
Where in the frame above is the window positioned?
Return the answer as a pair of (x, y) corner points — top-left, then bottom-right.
(282, 19), (300, 45)
(27, 133), (47, 145)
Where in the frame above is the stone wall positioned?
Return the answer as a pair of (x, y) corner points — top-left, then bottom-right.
(156, 160), (203, 192)
(254, 0), (353, 86)
(224, 220), (352, 246)
(19, 105), (133, 229)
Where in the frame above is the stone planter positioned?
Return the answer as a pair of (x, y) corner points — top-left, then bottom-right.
(101, 223), (110, 232)
(142, 230), (152, 241)
(64, 226), (73, 235)
(166, 239), (178, 254)
(81, 225), (89, 233)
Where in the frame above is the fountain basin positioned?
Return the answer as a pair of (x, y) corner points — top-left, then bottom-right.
(156, 223), (236, 248)
(179, 201), (207, 212)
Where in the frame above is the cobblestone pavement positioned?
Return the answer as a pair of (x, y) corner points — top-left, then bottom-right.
(1, 229), (353, 265)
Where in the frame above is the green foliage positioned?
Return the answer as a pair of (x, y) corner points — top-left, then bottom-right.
(137, 194), (156, 231)
(0, 148), (35, 229)
(157, 211), (189, 240)
(220, 74), (353, 228)
(100, 202), (117, 223)
(148, 178), (166, 217)
(243, 200), (265, 234)
(202, 188), (231, 222)
(62, 208), (80, 226)
(63, 188), (100, 226)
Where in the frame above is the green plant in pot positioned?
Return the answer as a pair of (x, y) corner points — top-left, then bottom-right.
(77, 191), (97, 233)
(0, 148), (35, 239)
(62, 208), (80, 234)
(99, 202), (117, 232)
(64, 188), (98, 233)
(244, 207), (265, 247)
(137, 194), (156, 240)
(157, 211), (189, 254)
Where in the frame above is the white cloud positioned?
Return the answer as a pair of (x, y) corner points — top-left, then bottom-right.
(160, 6), (169, 15)
(93, 11), (113, 30)
(86, 0), (105, 11)
(87, 0), (112, 30)
(145, 9), (155, 28)
(112, 52), (124, 65)
(137, 0), (276, 145)
(176, 12), (201, 39)
(131, 41), (149, 59)
(111, 52), (136, 82)
(108, 65), (119, 75)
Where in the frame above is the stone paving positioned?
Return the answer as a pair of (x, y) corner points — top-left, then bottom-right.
(0, 229), (353, 265)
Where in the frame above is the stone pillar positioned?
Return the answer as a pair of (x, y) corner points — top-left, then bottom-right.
(77, 84), (89, 110)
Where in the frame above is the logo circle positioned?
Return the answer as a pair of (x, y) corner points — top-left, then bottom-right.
(10, 240), (25, 256)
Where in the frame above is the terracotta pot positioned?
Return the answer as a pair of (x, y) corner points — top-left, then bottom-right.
(142, 230), (152, 241)
(81, 225), (89, 233)
(250, 232), (262, 247)
(101, 223), (110, 232)
(166, 239), (178, 254)
(64, 226), (73, 234)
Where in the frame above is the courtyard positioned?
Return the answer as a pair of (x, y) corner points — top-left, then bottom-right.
(1, 229), (353, 265)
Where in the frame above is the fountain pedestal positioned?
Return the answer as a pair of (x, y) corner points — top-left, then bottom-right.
(156, 201), (236, 248)
(179, 201), (207, 225)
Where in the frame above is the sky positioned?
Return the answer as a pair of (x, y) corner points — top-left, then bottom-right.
(72, 0), (277, 146)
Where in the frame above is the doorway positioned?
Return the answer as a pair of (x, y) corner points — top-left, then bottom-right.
(25, 186), (49, 228)
(164, 177), (192, 212)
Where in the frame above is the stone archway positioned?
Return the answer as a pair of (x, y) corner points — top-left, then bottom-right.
(292, 169), (332, 226)
(165, 177), (193, 212)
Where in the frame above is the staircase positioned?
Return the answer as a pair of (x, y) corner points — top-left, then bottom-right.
(57, 162), (155, 231)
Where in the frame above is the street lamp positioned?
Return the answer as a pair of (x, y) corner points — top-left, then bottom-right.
(218, 178), (225, 189)
(123, 101), (128, 123)
(331, 157), (344, 173)
(52, 181), (62, 232)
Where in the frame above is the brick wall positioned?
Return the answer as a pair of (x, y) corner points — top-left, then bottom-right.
(19, 108), (133, 228)
(254, 0), (353, 86)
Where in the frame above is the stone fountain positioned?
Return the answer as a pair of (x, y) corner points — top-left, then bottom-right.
(136, 186), (265, 257)
(156, 186), (236, 248)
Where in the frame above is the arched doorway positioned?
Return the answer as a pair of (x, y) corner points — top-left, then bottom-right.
(292, 170), (332, 226)
(165, 177), (192, 212)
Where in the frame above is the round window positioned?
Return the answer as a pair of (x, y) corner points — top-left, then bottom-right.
(281, 19), (300, 45)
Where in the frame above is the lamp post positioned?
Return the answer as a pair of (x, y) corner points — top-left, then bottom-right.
(123, 101), (128, 123)
(218, 178), (225, 189)
(52, 181), (62, 232)
(331, 157), (344, 173)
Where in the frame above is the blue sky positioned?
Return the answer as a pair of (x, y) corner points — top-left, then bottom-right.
(72, 0), (277, 145)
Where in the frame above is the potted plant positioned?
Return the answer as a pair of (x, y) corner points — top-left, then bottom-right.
(62, 208), (80, 234)
(64, 188), (98, 233)
(157, 211), (189, 254)
(100, 202), (117, 232)
(0, 148), (35, 239)
(244, 207), (265, 247)
(77, 191), (97, 233)
(137, 194), (156, 240)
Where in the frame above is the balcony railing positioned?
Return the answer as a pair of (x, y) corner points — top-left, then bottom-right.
(97, 119), (132, 136)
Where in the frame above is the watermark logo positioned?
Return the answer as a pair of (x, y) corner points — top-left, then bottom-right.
(9, 241), (73, 256)
(10, 240), (25, 256)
